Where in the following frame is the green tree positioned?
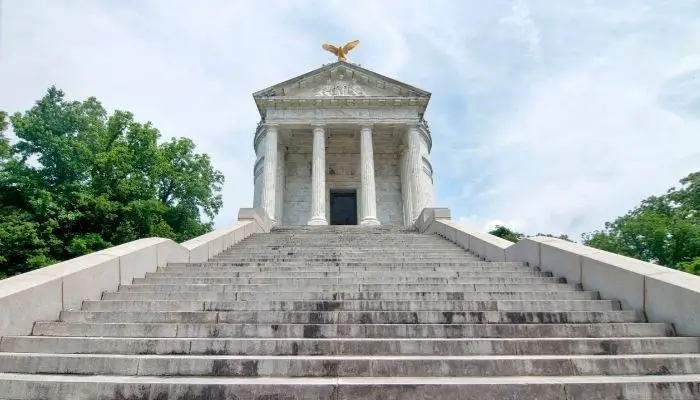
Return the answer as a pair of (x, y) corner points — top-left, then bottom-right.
(0, 87), (224, 277)
(582, 172), (700, 270)
(488, 224), (573, 244)
(677, 257), (700, 275)
(489, 225), (524, 242)
(534, 233), (573, 242)
(0, 111), (9, 161)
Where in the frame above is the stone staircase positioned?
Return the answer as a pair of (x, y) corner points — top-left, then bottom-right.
(1, 226), (699, 399)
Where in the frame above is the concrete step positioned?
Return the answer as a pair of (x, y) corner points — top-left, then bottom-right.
(240, 234), (443, 238)
(207, 258), (485, 264)
(4, 337), (697, 356)
(8, 227), (700, 397)
(147, 269), (552, 278)
(232, 242), (460, 246)
(228, 245), (464, 250)
(205, 257), (486, 263)
(115, 283), (583, 293)
(157, 266), (541, 274)
(162, 263), (531, 272)
(101, 290), (602, 302)
(219, 247), (474, 251)
(2, 373), (699, 400)
(215, 253), (478, 258)
(174, 261), (519, 267)
(1, 353), (699, 377)
(130, 276), (567, 285)
(216, 247), (471, 253)
(31, 322), (676, 338)
(57, 310), (644, 324)
(227, 250), (470, 255)
(81, 299), (620, 312)
(219, 251), (470, 256)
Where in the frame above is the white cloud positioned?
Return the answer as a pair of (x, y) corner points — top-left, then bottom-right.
(1, 0), (698, 240)
(499, 0), (542, 61)
(448, 1), (700, 238)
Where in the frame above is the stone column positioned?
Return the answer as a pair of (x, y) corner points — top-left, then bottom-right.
(359, 124), (380, 226)
(260, 124), (278, 223)
(407, 123), (423, 222)
(308, 124), (328, 225)
(275, 146), (286, 226)
(399, 148), (413, 226)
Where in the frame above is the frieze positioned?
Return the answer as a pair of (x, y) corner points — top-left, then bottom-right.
(267, 107), (420, 122)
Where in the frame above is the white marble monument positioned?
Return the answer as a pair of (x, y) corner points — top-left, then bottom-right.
(251, 61), (434, 226)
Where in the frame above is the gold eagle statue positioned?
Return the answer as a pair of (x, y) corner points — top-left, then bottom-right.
(322, 40), (360, 61)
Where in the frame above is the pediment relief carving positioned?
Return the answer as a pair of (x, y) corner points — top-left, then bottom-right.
(253, 62), (430, 103)
(313, 74), (366, 97)
(277, 69), (424, 98)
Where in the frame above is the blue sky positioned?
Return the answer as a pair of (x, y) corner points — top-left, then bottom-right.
(1, 0), (699, 239)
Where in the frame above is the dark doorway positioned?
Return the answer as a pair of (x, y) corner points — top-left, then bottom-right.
(330, 190), (358, 225)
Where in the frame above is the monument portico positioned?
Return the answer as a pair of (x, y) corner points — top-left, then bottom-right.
(252, 60), (434, 226)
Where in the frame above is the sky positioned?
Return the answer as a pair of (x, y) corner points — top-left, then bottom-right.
(1, 0), (699, 239)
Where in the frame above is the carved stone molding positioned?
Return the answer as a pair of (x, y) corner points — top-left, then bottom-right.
(267, 108), (420, 123)
(313, 74), (367, 97)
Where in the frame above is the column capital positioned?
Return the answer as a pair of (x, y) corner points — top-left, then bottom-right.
(265, 123), (279, 129)
(359, 122), (374, 130)
(311, 123), (326, 135)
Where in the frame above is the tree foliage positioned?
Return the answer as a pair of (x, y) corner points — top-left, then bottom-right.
(0, 87), (224, 278)
(534, 233), (573, 242)
(488, 225), (524, 242)
(582, 172), (700, 271)
(488, 225), (571, 243)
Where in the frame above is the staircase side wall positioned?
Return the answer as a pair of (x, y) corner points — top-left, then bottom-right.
(0, 208), (271, 338)
(417, 207), (700, 336)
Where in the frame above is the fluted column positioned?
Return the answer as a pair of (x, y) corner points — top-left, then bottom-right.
(359, 124), (380, 226)
(275, 146), (286, 226)
(260, 124), (278, 223)
(308, 124), (328, 225)
(399, 148), (413, 226)
(407, 123), (423, 222)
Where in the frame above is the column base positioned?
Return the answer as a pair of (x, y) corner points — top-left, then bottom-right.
(307, 217), (328, 226)
(360, 217), (380, 226)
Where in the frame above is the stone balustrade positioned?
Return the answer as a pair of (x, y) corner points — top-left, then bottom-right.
(416, 207), (700, 336)
(0, 208), (272, 338)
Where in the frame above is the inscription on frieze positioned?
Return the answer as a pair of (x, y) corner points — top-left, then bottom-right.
(266, 108), (419, 121)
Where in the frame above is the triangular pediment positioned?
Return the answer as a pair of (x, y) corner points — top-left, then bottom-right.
(253, 61), (431, 100)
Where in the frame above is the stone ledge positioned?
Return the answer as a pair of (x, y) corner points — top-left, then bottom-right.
(417, 207), (700, 336)
(0, 208), (271, 338)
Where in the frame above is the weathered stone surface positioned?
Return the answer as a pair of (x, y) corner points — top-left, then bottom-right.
(281, 132), (406, 226)
(2, 226), (699, 398)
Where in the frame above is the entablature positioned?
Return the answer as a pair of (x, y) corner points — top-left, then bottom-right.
(253, 108), (433, 155)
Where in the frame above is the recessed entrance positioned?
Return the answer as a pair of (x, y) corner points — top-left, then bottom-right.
(330, 190), (358, 225)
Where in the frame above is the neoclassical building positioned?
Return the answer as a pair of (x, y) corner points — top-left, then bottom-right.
(251, 61), (434, 226)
